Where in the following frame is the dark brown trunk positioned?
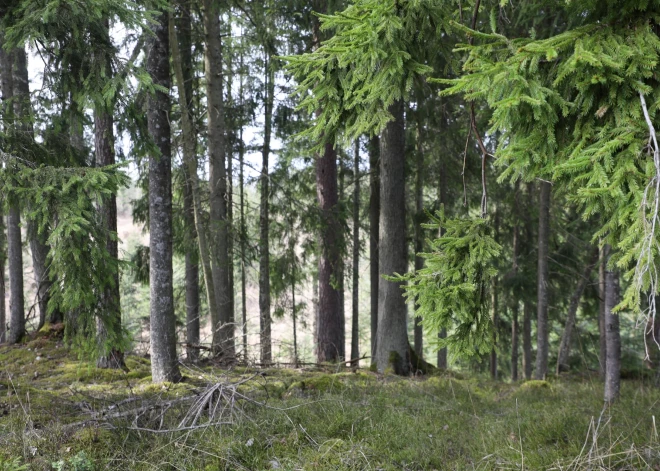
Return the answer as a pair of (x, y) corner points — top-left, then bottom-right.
(369, 135), (380, 361)
(534, 181), (551, 380)
(375, 100), (409, 375)
(147, 8), (181, 383)
(510, 190), (520, 381)
(413, 119), (424, 358)
(604, 246), (620, 405)
(556, 247), (599, 374)
(351, 139), (360, 365)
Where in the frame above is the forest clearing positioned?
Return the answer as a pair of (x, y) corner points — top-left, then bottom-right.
(3, 0), (660, 469)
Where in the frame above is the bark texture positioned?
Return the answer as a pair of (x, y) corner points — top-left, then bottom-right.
(0, 35), (11, 343)
(369, 135), (380, 360)
(523, 301), (533, 380)
(351, 139), (360, 365)
(413, 120), (424, 358)
(147, 10), (181, 383)
(437, 159), (448, 369)
(556, 247), (598, 374)
(534, 181), (551, 380)
(604, 248), (621, 405)
(204, 0), (233, 359)
(375, 100), (409, 375)
(598, 244), (607, 380)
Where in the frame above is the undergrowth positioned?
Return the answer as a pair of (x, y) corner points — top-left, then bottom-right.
(0, 333), (659, 470)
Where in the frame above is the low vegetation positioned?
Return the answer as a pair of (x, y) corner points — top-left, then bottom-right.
(1, 331), (659, 470)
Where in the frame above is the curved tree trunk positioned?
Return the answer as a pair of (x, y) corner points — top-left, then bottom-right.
(556, 247), (598, 374)
(375, 100), (409, 375)
(369, 135), (380, 361)
(534, 181), (551, 380)
(147, 8), (181, 383)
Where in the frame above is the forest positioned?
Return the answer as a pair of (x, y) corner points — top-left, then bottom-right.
(1, 0), (660, 469)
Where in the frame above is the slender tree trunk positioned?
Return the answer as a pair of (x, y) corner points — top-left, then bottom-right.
(369, 135), (380, 361)
(0, 201), (5, 343)
(259, 55), (274, 364)
(290, 222), (298, 365)
(598, 244), (607, 380)
(170, 10), (215, 356)
(338, 155), (346, 361)
(351, 139), (360, 366)
(604, 246), (620, 405)
(511, 189), (520, 381)
(511, 303), (519, 381)
(3, 44), (25, 344)
(556, 247), (598, 374)
(523, 301), (533, 380)
(413, 119), (424, 358)
(147, 9), (181, 383)
(203, 0), (233, 359)
(0, 31), (8, 343)
(175, 0), (200, 363)
(534, 181), (551, 380)
(490, 211), (499, 380)
(94, 18), (125, 369)
(437, 160), (448, 369)
(239, 107), (248, 361)
(375, 100), (409, 375)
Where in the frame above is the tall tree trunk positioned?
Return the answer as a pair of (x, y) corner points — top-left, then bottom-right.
(239, 98), (248, 361)
(511, 190), (520, 381)
(203, 0), (233, 360)
(95, 19), (125, 369)
(338, 155), (346, 361)
(604, 246), (621, 405)
(171, 9), (214, 358)
(290, 216), (298, 365)
(351, 139), (360, 366)
(437, 160), (448, 369)
(369, 135), (380, 361)
(0, 199), (5, 343)
(598, 244), (607, 380)
(534, 181), (551, 380)
(0, 31), (8, 343)
(4, 44), (25, 344)
(316, 141), (342, 362)
(523, 301), (533, 380)
(259, 54), (274, 364)
(511, 303), (519, 381)
(490, 210), (499, 380)
(147, 8), (182, 383)
(556, 247), (599, 374)
(375, 100), (409, 375)
(413, 119), (424, 358)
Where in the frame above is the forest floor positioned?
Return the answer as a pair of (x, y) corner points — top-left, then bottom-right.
(1, 327), (659, 470)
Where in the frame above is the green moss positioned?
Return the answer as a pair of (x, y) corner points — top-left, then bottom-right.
(520, 379), (551, 390)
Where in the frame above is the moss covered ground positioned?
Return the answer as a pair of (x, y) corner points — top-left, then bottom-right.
(1, 330), (659, 470)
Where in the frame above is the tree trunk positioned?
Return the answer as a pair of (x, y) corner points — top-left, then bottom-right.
(338, 155), (346, 361)
(534, 181), (551, 380)
(239, 94), (248, 361)
(95, 19), (125, 369)
(369, 135), (380, 361)
(259, 54), (274, 364)
(3, 43), (25, 344)
(375, 100), (409, 375)
(147, 9), (181, 383)
(511, 302), (519, 381)
(413, 119), (424, 358)
(523, 301), (533, 380)
(170, 9), (215, 358)
(510, 191), (520, 381)
(316, 141), (342, 362)
(203, 0), (233, 359)
(437, 160), (448, 369)
(351, 139), (360, 366)
(604, 246), (620, 405)
(598, 244), (607, 380)
(556, 247), (598, 374)
(490, 210), (499, 380)
(0, 31), (9, 343)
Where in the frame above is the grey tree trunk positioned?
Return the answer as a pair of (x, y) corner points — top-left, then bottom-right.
(556, 247), (598, 374)
(413, 120), (424, 358)
(147, 9), (182, 383)
(239, 101), (248, 360)
(604, 246), (621, 405)
(0, 31), (9, 344)
(534, 181), (551, 380)
(375, 100), (410, 375)
(3, 44), (25, 345)
(351, 139), (360, 365)
(490, 210), (499, 380)
(173, 1), (200, 363)
(259, 56), (274, 364)
(598, 244), (607, 380)
(203, 0), (233, 359)
(338, 157), (346, 361)
(369, 135), (380, 361)
(511, 302), (519, 381)
(170, 8), (214, 359)
(510, 194), (520, 381)
(523, 301), (533, 380)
